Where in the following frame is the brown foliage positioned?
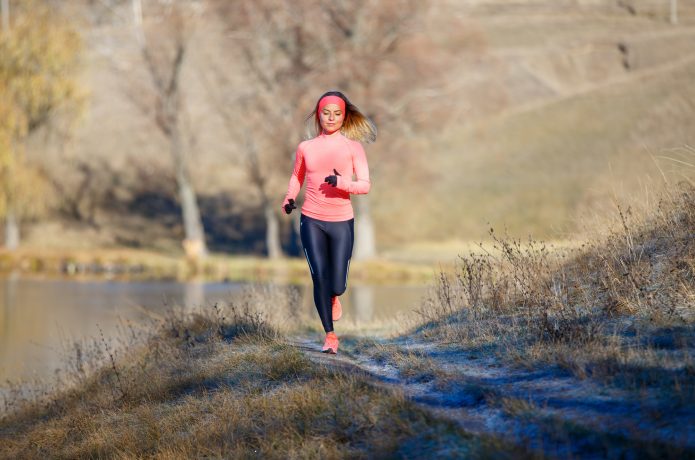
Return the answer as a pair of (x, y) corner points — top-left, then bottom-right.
(420, 183), (694, 336)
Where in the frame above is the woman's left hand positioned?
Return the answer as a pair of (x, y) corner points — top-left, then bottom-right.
(324, 169), (341, 187)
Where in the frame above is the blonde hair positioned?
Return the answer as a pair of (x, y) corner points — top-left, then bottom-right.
(305, 91), (377, 144)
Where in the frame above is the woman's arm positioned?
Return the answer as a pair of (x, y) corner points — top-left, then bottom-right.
(282, 144), (306, 208)
(336, 142), (370, 194)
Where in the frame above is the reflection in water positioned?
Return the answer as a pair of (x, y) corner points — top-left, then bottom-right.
(299, 284), (377, 325)
(299, 283), (428, 328)
(351, 285), (374, 323)
(184, 279), (205, 313)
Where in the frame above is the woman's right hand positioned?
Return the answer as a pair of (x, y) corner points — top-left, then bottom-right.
(284, 198), (297, 215)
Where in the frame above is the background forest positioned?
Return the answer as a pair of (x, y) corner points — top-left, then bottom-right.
(2, 0), (694, 262)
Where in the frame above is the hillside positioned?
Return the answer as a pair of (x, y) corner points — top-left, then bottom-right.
(375, 3), (695, 245)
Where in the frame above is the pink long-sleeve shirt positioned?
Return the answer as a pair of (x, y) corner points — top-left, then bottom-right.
(282, 131), (371, 221)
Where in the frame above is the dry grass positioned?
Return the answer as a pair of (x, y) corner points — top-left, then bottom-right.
(0, 284), (523, 459)
(412, 182), (695, 397)
(487, 394), (693, 460)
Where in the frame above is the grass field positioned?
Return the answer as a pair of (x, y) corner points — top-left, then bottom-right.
(2, 183), (692, 458)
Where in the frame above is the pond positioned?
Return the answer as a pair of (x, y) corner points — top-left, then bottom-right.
(0, 274), (430, 390)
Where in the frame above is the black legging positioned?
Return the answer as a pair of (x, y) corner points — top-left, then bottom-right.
(300, 213), (354, 333)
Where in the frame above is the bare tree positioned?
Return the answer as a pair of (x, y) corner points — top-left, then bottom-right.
(213, 0), (453, 260)
(0, 0), (8, 32)
(131, 0), (208, 260)
(211, 0), (324, 259)
(316, 0), (446, 259)
(199, 76), (286, 258)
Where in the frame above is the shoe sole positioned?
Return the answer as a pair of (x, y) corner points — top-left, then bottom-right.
(322, 348), (337, 354)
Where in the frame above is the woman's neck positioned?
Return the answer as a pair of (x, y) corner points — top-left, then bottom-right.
(321, 128), (342, 137)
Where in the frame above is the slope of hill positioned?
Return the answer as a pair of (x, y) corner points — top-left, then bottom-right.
(374, 3), (695, 246)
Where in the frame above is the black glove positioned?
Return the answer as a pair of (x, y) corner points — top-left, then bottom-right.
(284, 198), (297, 215)
(324, 168), (341, 187)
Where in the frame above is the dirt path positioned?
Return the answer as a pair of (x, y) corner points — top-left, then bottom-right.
(288, 334), (695, 458)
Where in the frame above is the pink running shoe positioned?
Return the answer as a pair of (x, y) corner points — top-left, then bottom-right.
(332, 296), (342, 322)
(322, 332), (339, 354)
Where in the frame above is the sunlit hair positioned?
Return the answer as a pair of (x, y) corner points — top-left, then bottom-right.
(305, 91), (377, 144)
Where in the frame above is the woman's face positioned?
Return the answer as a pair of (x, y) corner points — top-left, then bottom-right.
(319, 103), (345, 134)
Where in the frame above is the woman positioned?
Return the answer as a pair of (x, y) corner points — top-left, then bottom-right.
(282, 91), (376, 354)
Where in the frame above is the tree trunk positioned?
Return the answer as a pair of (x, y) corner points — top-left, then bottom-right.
(171, 125), (208, 260)
(184, 279), (205, 313)
(245, 137), (283, 260)
(178, 175), (207, 259)
(1, 0), (9, 33)
(352, 284), (375, 323)
(353, 195), (376, 260)
(4, 207), (19, 251)
(1, 0), (14, 251)
(131, 0), (207, 260)
(264, 202), (282, 259)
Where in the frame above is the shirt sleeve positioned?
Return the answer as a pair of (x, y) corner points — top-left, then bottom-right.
(282, 143), (306, 209)
(336, 141), (371, 195)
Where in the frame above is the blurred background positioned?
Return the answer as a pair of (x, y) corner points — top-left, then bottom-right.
(1, 0), (694, 385)
(2, 0), (694, 260)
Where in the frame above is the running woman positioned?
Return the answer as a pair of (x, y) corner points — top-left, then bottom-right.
(282, 91), (377, 354)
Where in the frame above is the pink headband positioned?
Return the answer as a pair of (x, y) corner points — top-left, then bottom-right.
(318, 95), (345, 113)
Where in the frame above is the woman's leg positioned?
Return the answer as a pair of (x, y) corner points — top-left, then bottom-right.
(326, 218), (354, 297)
(300, 214), (334, 333)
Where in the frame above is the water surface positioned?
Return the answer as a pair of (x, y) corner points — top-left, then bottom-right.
(0, 275), (428, 388)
